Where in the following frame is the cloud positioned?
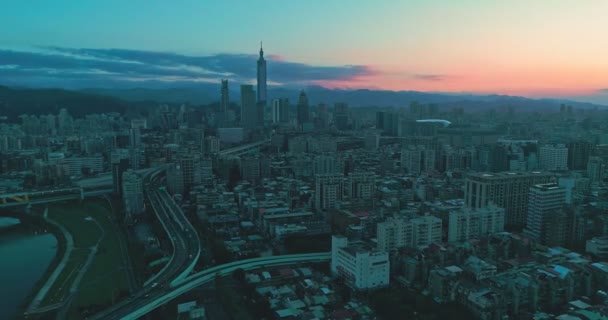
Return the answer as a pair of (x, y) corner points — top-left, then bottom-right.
(411, 74), (446, 81)
(0, 46), (374, 89)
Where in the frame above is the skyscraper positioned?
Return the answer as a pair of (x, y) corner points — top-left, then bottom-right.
(257, 42), (267, 105)
(297, 90), (310, 126)
(272, 99), (280, 123)
(333, 102), (349, 130)
(524, 183), (566, 245)
(279, 98), (289, 123)
(271, 98), (289, 123)
(220, 79), (230, 126)
(240, 85), (256, 128)
(568, 140), (592, 170)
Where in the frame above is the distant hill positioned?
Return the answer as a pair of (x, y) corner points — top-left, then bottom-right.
(82, 85), (607, 112)
(0, 86), (147, 121)
(1, 85), (605, 123)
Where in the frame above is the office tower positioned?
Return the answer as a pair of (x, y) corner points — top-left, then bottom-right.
(464, 171), (553, 227)
(219, 79), (230, 126)
(524, 183), (566, 245)
(271, 98), (289, 124)
(331, 235), (389, 290)
(448, 205), (505, 243)
(587, 157), (604, 182)
(122, 169), (144, 218)
(272, 99), (281, 123)
(347, 172), (375, 200)
(296, 90), (310, 125)
(221, 79), (229, 113)
(376, 215), (442, 251)
(257, 42), (267, 105)
(314, 173), (344, 211)
(539, 144), (568, 171)
(240, 85), (257, 128)
(316, 103), (328, 128)
(568, 140), (593, 170)
(333, 102), (349, 130)
(279, 98), (289, 123)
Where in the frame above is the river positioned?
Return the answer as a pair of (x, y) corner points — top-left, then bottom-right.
(0, 217), (58, 319)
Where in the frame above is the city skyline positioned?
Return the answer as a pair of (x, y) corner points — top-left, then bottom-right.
(1, 1), (608, 104)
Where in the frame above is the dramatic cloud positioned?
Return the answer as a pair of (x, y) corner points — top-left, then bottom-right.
(0, 47), (374, 89)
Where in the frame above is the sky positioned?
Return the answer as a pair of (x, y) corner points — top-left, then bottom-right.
(1, 0), (608, 104)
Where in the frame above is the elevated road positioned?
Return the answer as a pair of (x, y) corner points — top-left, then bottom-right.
(218, 139), (270, 156)
(100, 252), (331, 320)
(89, 167), (200, 320)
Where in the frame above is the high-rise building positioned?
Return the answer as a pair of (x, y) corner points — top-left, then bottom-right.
(464, 171), (554, 227)
(279, 98), (289, 123)
(347, 172), (375, 201)
(331, 235), (390, 290)
(313, 155), (338, 175)
(568, 140), (593, 170)
(111, 150), (130, 195)
(257, 42), (267, 105)
(271, 98), (290, 124)
(314, 173), (344, 211)
(272, 99), (281, 123)
(587, 157), (604, 182)
(296, 91), (310, 126)
(401, 146), (435, 175)
(166, 163), (185, 195)
(240, 85), (257, 128)
(122, 169), (144, 218)
(376, 215), (442, 251)
(221, 79), (229, 113)
(448, 205), (505, 243)
(524, 183), (566, 245)
(539, 144), (568, 171)
(220, 79), (230, 126)
(333, 102), (349, 130)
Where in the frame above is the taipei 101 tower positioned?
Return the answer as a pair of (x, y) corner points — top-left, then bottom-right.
(257, 42), (267, 104)
(256, 42), (267, 126)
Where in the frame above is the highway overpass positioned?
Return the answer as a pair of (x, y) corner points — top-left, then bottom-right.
(218, 139), (270, 157)
(96, 252), (331, 320)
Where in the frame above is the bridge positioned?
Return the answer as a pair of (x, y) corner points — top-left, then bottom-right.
(0, 187), (113, 208)
(218, 139), (270, 157)
(93, 252), (331, 320)
(0, 168), (158, 208)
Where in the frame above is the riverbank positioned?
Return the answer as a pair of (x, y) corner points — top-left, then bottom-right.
(12, 208), (67, 317)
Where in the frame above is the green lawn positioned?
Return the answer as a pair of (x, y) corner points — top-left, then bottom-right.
(41, 200), (130, 316)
